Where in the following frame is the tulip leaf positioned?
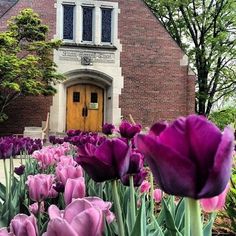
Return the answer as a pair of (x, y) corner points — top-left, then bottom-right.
(203, 213), (216, 236)
(162, 199), (182, 236)
(174, 198), (185, 231)
(0, 182), (6, 201)
(131, 197), (146, 236)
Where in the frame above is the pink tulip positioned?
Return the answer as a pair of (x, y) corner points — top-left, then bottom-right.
(64, 177), (86, 205)
(153, 189), (163, 203)
(32, 149), (56, 169)
(57, 155), (77, 166)
(140, 180), (151, 193)
(200, 184), (229, 212)
(10, 214), (38, 236)
(43, 198), (103, 236)
(0, 228), (13, 236)
(27, 174), (54, 202)
(29, 202), (45, 215)
(84, 197), (115, 223)
(56, 165), (83, 186)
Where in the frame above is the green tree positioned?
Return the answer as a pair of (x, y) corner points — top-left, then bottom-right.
(145, 0), (236, 116)
(0, 8), (64, 122)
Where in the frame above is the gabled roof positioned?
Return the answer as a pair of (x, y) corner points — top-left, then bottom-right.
(0, 0), (18, 18)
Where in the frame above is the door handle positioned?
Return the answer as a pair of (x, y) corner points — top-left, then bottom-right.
(82, 107), (85, 117)
(85, 106), (88, 117)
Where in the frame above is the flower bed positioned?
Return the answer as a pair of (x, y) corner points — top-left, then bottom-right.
(0, 115), (235, 236)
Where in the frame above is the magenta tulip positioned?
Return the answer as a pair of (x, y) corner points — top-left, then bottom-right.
(64, 177), (86, 205)
(27, 174), (54, 202)
(102, 123), (115, 135)
(10, 214), (38, 236)
(76, 138), (130, 182)
(200, 184), (229, 212)
(43, 198), (104, 236)
(135, 115), (234, 199)
(119, 121), (141, 139)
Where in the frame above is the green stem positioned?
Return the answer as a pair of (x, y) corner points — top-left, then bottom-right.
(9, 156), (13, 220)
(38, 202), (41, 233)
(184, 198), (190, 236)
(129, 175), (136, 229)
(112, 180), (125, 236)
(3, 159), (9, 198)
(150, 172), (154, 218)
(188, 198), (203, 236)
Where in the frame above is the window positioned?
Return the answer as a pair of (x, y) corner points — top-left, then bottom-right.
(82, 7), (93, 42)
(59, 1), (118, 45)
(63, 4), (75, 40)
(73, 92), (80, 102)
(91, 93), (98, 103)
(101, 8), (112, 43)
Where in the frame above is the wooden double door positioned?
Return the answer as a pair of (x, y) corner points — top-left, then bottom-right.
(66, 84), (104, 132)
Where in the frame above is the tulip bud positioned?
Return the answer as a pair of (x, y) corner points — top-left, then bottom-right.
(153, 189), (163, 203)
(140, 180), (151, 193)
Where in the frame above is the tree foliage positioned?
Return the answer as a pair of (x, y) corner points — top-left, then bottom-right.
(0, 9), (64, 122)
(145, 0), (236, 116)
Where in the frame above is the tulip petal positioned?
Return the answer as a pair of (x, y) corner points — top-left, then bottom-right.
(64, 199), (93, 223)
(94, 140), (113, 166)
(71, 208), (103, 236)
(186, 115), (222, 192)
(112, 139), (130, 177)
(48, 205), (62, 220)
(198, 127), (234, 198)
(149, 122), (168, 136)
(159, 117), (189, 159)
(45, 218), (77, 236)
(136, 134), (197, 197)
(77, 156), (117, 182)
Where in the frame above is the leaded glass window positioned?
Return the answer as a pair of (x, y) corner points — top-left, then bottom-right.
(63, 5), (74, 40)
(82, 7), (93, 42)
(101, 8), (112, 43)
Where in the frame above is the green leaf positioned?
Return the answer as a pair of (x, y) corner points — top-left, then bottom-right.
(131, 197), (146, 236)
(0, 182), (6, 201)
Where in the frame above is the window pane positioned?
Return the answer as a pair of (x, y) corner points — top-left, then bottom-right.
(63, 5), (74, 40)
(91, 93), (98, 103)
(73, 92), (80, 102)
(101, 8), (112, 43)
(83, 7), (93, 41)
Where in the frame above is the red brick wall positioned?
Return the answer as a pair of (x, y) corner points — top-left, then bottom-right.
(0, 0), (55, 135)
(0, 0), (195, 134)
(118, 0), (195, 126)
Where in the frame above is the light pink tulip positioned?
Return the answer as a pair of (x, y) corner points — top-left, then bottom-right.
(43, 198), (103, 236)
(64, 177), (86, 205)
(27, 174), (54, 202)
(32, 149), (56, 169)
(84, 197), (115, 223)
(29, 202), (45, 215)
(200, 184), (229, 212)
(140, 180), (151, 193)
(57, 156), (77, 166)
(10, 214), (38, 236)
(0, 228), (14, 236)
(56, 165), (83, 186)
(153, 189), (163, 203)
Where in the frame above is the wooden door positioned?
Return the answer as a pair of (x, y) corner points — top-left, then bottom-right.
(66, 84), (103, 132)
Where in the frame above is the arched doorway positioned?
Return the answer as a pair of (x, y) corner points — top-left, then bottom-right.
(66, 84), (104, 132)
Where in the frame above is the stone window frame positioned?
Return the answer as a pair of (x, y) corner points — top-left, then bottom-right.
(56, 0), (119, 46)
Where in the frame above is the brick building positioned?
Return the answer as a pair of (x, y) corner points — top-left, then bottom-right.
(0, 0), (195, 135)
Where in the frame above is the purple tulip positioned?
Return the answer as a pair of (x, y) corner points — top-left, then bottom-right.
(43, 198), (104, 236)
(119, 121), (141, 139)
(0, 141), (13, 159)
(64, 177), (86, 205)
(14, 165), (25, 176)
(27, 174), (54, 202)
(135, 115), (234, 199)
(121, 169), (147, 187)
(76, 138), (130, 182)
(102, 123), (115, 135)
(10, 214), (38, 236)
